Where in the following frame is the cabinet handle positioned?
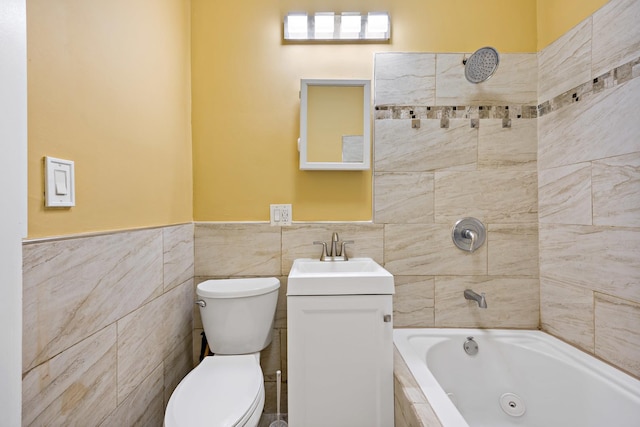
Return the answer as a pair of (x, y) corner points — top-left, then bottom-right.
(383, 314), (392, 323)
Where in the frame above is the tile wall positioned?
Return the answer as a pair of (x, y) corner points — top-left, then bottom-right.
(537, 0), (640, 378)
(22, 224), (194, 426)
(374, 51), (540, 329)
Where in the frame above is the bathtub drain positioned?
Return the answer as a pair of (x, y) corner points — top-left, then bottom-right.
(499, 393), (526, 417)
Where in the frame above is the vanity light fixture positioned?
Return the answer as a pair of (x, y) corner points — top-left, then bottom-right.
(284, 12), (390, 42)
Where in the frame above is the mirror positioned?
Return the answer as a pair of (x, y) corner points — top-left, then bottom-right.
(299, 79), (371, 170)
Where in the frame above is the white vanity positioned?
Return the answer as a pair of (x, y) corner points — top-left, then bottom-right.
(287, 257), (395, 427)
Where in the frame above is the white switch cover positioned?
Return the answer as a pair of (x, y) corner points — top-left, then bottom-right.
(270, 204), (292, 226)
(45, 156), (75, 207)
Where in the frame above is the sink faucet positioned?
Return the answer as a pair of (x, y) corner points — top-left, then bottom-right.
(464, 289), (487, 308)
(313, 232), (354, 261)
(330, 232), (340, 258)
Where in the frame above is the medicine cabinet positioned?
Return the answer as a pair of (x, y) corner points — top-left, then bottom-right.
(298, 79), (371, 170)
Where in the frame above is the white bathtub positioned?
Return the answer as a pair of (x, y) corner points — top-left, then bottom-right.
(394, 329), (640, 427)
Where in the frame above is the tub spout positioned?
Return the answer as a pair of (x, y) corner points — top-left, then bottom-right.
(464, 289), (487, 309)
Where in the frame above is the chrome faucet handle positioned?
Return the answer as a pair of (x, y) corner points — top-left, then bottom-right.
(340, 240), (354, 260)
(313, 241), (328, 261)
(462, 229), (477, 252)
(452, 218), (486, 253)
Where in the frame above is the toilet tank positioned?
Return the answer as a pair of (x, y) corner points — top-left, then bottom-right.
(197, 278), (280, 354)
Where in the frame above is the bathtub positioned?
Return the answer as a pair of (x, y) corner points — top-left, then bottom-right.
(394, 329), (640, 427)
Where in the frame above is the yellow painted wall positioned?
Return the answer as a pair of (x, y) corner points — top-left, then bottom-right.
(27, 0), (192, 238)
(537, 0), (609, 50)
(192, 0), (538, 222)
(26, 0), (609, 234)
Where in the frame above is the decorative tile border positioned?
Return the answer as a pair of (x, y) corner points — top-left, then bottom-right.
(374, 55), (640, 126)
(374, 105), (537, 129)
(375, 105), (538, 120)
(538, 56), (640, 117)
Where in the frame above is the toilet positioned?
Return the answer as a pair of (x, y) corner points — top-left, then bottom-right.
(165, 277), (280, 427)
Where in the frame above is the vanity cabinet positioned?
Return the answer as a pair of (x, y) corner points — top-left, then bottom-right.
(287, 294), (394, 427)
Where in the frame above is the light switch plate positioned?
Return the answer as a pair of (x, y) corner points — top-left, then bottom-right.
(45, 156), (75, 207)
(270, 204), (292, 226)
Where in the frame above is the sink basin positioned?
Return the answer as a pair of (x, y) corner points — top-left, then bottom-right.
(287, 258), (394, 296)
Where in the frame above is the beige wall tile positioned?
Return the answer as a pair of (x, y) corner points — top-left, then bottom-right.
(194, 223), (281, 276)
(487, 223), (539, 276)
(393, 398), (410, 427)
(393, 276), (435, 327)
(592, 152), (640, 227)
(478, 119), (537, 170)
(118, 281), (193, 404)
(374, 53), (436, 105)
(591, 0), (640, 76)
(540, 279), (594, 353)
(260, 329), (282, 382)
(394, 349), (427, 405)
(101, 364), (164, 427)
(260, 327), (282, 383)
(281, 223), (384, 272)
(163, 223), (194, 291)
(374, 172), (434, 224)
(263, 380), (288, 415)
(436, 53), (537, 105)
(22, 229), (163, 372)
(22, 325), (117, 427)
(538, 19), (592, 102)
(164, 335), (194, 408)
(374, 119), (477, 172)
(394, 347), (440, 427)
(164, 280), (195, 353)
(435, 276), (539, 328)
(385, 224), (487, 276)
(434, 170), (538, 224)
(538, 163), (592, 225)
(274, 276), (287, 329)
(538, 77), (640, 169)
(595, 293), (640, 377)
(117, 296), (166, 404)
(539, 224), (640, 304)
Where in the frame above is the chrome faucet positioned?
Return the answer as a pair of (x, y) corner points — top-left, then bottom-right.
(330, 232), (340, 258)
(464, 289), (487, 308)
(313, 232), (354, 261)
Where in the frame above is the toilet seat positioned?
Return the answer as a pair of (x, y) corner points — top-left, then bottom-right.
(165, 354), (264, 427)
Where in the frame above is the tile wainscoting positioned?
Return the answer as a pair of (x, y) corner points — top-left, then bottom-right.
(22, 224), (194, 426)
(193, 216), (541, 416)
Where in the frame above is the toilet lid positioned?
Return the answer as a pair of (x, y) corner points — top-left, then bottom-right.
(197, 277), (280, 298)
(165, 355), (263, 427)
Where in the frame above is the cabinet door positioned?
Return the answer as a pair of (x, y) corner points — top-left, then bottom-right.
(287, 295), (393, 427)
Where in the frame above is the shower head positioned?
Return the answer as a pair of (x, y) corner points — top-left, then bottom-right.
(464, 46), (499, 84)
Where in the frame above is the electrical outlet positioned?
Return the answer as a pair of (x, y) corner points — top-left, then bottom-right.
(270, 204), (292, 226)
